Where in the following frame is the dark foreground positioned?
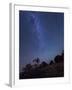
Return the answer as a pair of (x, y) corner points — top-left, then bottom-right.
(19, 51), (64, 79)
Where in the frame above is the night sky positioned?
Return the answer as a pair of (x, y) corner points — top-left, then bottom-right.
(19, 10), (64, 71)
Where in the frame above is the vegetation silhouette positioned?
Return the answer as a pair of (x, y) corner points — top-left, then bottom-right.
(49, 60), (54, 65)
(19, 51), (64, 79)
(54, 50), (64, 63)
(33, 57), (40, 64)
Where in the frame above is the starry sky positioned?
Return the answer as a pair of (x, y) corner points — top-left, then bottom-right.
(19, 10), (64, 71)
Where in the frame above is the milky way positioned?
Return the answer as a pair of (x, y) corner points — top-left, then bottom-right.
(26, 12), (45, 50)
(19, 11), (64, 71)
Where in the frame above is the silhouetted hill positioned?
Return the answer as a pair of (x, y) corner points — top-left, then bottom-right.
(19, 51), (64, 79)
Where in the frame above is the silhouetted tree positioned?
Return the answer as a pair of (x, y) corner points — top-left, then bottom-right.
(36, 58), (40, 63)
(26, 64), (32, 68)
(61, 50), (64, 62)
(33, 57), (40, 64)
(54, 52), (64, 63)
(54, 55), (61, 63)
(40, 61), (48, 67)
(49, 60), (54, 65)
(25, 64), (32, 72)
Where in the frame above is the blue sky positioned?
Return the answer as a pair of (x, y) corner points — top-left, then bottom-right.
(19, 11), (64, 71)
